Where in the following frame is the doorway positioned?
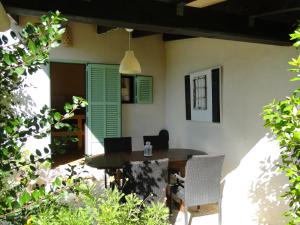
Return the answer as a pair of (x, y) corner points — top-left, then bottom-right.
(50, 62), (86, 166)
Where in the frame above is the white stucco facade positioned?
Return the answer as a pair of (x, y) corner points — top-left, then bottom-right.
(165, 37), (296, 224)
(20, 17), (167, 151)
(18, 16), (298, 224)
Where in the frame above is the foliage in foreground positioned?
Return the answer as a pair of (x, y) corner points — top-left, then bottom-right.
(262, 24), (300, 225)
(30, 187), (169, 225)
(0, 11), (87, 224)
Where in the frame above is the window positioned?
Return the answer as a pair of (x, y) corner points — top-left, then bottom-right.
(121, 76), (135, 103)
(193, 75), (207, 110)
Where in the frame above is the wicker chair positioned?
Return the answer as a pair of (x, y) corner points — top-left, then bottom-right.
(123, 158), (169, 203)
(171, 154), (225, 225)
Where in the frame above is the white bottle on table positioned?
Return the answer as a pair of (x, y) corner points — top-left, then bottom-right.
(144, 141), (151, 157)
(148, 143), (153, 156)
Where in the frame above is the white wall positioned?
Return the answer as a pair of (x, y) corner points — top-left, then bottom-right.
(165, 37), (297, 224)
(20, 17), (167, 151)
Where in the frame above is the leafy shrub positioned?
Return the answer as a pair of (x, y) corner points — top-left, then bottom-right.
(0, 11), (87, 224)
(30, 187), (169, 225)
(262, 24), (300, 225)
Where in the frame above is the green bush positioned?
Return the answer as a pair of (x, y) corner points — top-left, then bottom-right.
(30, 187), (169, 225)
(262, 24), (300, 225)
(0, 11), (87, 224)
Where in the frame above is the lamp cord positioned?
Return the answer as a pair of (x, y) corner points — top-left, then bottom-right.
(128, 30), (131, 50)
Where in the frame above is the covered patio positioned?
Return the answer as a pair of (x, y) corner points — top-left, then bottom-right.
(1, 0), (299, 224)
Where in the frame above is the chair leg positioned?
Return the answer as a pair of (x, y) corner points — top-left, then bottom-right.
(184, 207), (189, 225)
(166, 187), (172, 214)
(115, 169), (122, 187)
(104, 170), (107, 188)
(179, 201), (190, 225)
(218, 201), (222, 225)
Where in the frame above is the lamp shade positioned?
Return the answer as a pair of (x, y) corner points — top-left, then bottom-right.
(0, 2), (10, 32)
(119, 50), (141, 74)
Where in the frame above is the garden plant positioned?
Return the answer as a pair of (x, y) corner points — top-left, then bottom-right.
(0, 11), (88, 224)
(262, 24), (300, 225)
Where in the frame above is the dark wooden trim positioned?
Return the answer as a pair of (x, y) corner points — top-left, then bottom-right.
(211, 68), (220, 123)
(3, 0), (292, 46)
(132, 30), (157, 38)
(251, 7), (300, 19)
(185, 75), (191, 120)
(96, 25), (114, 34)
(10, 14), (19, 24)
(163, 34), (194, 41)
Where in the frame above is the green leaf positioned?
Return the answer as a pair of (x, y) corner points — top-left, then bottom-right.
(70, 137), (78, 143)
(31, 190), (42, 201)
(28, 40), (36, 53)
(290, 76), (300, 82)
(293, 132), (300, 141)
(54, 112), (62, 121)
(3, 53), (12, 65)
(54, 122), (64, 129)
(19, 191), (31, 206)
(15, 67), (25, 75)
(72, 96), (79, 104)
(64, 103), (73, 112)
(52, 177), (62, 190)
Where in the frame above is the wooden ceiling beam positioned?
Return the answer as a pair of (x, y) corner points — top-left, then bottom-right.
(2, 0), (293, 46)
(250, 7), (300, 26)
(10, 14), (19, 24)
(132, 30), (157, 38)
(163, 34), (194, 41)
(96, 25), (115, 34)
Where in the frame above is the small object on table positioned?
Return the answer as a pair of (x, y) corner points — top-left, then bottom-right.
(143, 141), (153, 157)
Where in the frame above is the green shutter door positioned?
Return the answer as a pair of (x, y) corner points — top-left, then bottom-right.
(105, 66), (121, 138)
(136, 75), (153, 104)
(86, 64), (121, 155)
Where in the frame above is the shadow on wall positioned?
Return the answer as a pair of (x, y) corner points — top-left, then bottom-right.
(248, 135), (288, 225)
(14, 74), (37, 116)
(221, 134), (288, 225)
(1, 23), (38, 117)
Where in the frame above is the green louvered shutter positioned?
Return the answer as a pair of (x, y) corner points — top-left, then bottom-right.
(136, 75), (153, 104)
(86, 64), (121, 155)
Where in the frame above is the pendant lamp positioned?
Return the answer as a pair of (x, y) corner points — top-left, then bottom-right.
(0, 1), (10, 32)
(119, 28), (141, 74)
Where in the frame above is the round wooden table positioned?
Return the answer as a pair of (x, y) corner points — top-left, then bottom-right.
(86, 148), (207, 172)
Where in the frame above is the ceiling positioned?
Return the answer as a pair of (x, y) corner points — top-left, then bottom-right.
(2, 0), (300, 45)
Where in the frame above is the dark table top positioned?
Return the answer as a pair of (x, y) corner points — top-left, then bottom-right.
(86, 148), (207, 170)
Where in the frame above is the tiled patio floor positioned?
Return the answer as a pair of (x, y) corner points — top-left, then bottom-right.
(170, 204), (219, 225)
